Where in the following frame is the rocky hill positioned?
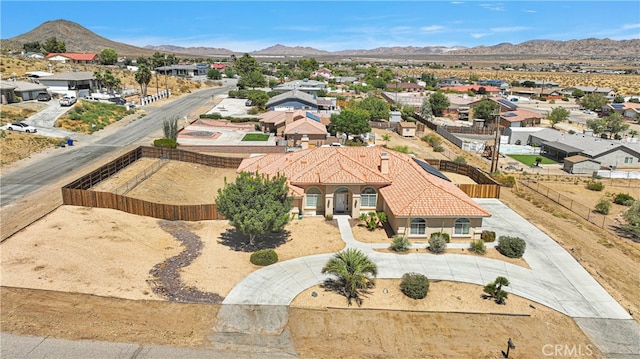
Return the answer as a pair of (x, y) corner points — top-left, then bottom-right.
(3, 19), (639, 59)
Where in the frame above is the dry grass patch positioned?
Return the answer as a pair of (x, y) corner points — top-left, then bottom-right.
(0, 131), (63, 166)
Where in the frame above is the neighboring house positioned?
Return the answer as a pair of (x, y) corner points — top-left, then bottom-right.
(37, 71), (95, 98)
(316, 97), (338, 111)
(23, 52), (45, 59)
(284, 117), (328, 146)
(440, 85), (501, 95)
(438, 77), (464, 88)
(516, 80), (559, 88)
(25, 71), (54, 79)
(603, 102), (640, 120)
(266, 90), (318, 111)
(211, 63), (226, 71)
(156, 64), (209, 77)
(563, 86), (616, 99)
(498, 109), (543, 128)
(468, 97), (518, 124)
(508, 87), (561, 99)
(443, 94), (480, 121)
(389, 111), (402, 123)
(563, 155), (601, 174)
(45, 52), (98, 64)
(477, 79), (509, 89)
(0, 81), (17, 104)
(386, 82), (424, 92)
(258, 110), (329, 134)
(333, 76), (358, 84)
(11, 80), (48, 101)
(237, 147), (491, 238)
(396, 121), (417, 137)
(311, 68), (333, 80)
(273, 79), (327, 95)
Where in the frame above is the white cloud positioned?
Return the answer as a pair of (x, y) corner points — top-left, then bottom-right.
(471, 33), (488, 39)
(622, 23), (640, 30)
(479, 3), (505, 11)
(490, 26), (531, 33)
(451, 1), (463, 4)
(523, 9), (536, 13)
(420, 25), (445, 33)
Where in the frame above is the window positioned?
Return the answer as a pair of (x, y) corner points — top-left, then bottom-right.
(305, 188), (321, 208)
(361, 187), (377, 208)
(410, 218), (426, 235)
(625, 157), (633, 164)
(454, 218), (471, 235)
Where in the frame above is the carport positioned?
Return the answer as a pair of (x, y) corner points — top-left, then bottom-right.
(541, 141), (583, 162)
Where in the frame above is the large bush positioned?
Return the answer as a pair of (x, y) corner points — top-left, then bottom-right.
(595, 199), (611, 214)
(430, 231), (450, 243)
(469, 239), (486, 255)
(153, 138), (177, 148)
(497, 236), (526, 258)
(400, 273), (430, 299)
(586, 181), (604, 191)
(481, 230), (496, 242)
(428, 235), (447, 253)
(613, 193), (635, 206)
(390, 235), (411, 252)
(250, 249), (278, 266)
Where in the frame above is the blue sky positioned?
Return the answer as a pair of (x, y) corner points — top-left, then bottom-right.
(1, 1), (639, 52)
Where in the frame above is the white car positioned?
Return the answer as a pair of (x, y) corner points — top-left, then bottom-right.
(60, 96), (77, 106)
(3, 122), (37, 133)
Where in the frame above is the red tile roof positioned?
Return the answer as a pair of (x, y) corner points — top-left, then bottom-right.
(499, 109), (543, 123)
(238, 147), (490, 218)
(45, 53), (97, 61)
(284, 117), (327, 136)
(441, 85), (501, 93)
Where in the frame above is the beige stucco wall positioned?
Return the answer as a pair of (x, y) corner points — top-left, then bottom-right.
(299, 184), (383, 217)
(388, 214), (483, 239)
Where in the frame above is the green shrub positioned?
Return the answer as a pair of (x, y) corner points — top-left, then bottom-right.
(400, 273), (429, 299)
(469, 239), (486, 254)
(613, 193), (635, 206)
(325, 213), (333, 221)
(153, 138), (178, 148)
(481, 230), (496, 242)
(497, 236), (526, 258)
(453, 156), (466, 164)
(430, 232), (450, 243)
(586, 181), (604, 191)
(428, 235), (447, 253)
(250, 249), (278, 266)
(199, 113), (222, 119)
(390, 235), (411, 252)
(595, 199), (611, 214)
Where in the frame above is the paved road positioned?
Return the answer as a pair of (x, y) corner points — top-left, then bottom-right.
(0, 85), (233, 207)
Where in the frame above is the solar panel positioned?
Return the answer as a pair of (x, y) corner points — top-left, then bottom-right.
(497, 99), (517, 110)
(502, 112), (517, 117)
(412, 158), (451, 182)
(306, 112), (321, 122)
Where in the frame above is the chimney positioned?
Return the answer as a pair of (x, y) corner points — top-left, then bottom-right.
(301, 135), (309, 149)
(380, 151), (389, 175)
(285, 111), (294, 125)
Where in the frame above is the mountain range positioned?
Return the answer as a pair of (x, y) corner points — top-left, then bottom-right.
(3, 19), (640, 58)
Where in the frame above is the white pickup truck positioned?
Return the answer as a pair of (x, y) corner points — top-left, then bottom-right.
(59, 96), (77, 106)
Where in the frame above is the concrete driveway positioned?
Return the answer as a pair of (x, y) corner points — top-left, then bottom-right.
(21, 100), (81, 139)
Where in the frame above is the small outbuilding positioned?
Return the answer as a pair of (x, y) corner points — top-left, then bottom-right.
(563, 155), (601, 174)
(396, 121), (417, 137)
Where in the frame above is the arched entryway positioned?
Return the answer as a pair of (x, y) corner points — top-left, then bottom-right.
(333, 187), (350, 214)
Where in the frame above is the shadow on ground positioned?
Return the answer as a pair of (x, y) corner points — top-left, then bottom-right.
(218, 228), (292, 252)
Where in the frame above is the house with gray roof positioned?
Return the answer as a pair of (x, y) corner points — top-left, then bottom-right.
(266, 90), (318, 111)
(11, 80), (48, 101)
(0, 81), (17, 104)
(273, 79), (327, 96)
(38, 71), (96, 98)
(155, 64), (209, 78)
(563, 86), (616, 99)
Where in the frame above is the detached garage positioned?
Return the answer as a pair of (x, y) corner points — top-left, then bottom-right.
(563, 155), (601, 174)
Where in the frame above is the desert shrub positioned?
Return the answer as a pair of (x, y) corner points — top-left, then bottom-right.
(595, 199), (611, 215)
(325, 213), (333, 221)
(430, 231), (450, 243)
(247, 107), (260, 115)
(613, 193), (635, 206)
(453, 156), (467, 164)
(481, 230), (496, 242)
(390, 235), (411, 252)
(400, 273), (429, 299)
(491, 172), (516, 187)
(497, 236), (526, 258)
(469, 239), (486, 254)
(428, 235), (447, 253)
(200, 113), (222, 119)
(586, 181), (604, 191)
(250, 249), (278, 266)
(359, 212), (387, 230)
(153, 138), (177, 148)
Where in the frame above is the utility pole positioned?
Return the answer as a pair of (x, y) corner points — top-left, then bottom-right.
(164, 55), (169, 97)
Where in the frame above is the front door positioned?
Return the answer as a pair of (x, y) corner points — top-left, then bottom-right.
(335, 193), (347, 212)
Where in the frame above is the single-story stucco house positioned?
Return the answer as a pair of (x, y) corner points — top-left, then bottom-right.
(237, 147), (491, 238)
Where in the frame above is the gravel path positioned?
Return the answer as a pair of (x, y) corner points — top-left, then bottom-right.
(149, 221), (224, 303)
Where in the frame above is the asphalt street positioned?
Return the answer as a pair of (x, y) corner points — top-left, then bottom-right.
(0, 84), (234, 207)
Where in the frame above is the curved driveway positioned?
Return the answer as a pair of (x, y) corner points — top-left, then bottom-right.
(222, 199), (630, 321)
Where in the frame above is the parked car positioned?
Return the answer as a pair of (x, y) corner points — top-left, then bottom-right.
(59, 96), (77, 106)
(2, 122), (37, 133)
(37, 92), (51, 101)
(108, 97), (126, 105)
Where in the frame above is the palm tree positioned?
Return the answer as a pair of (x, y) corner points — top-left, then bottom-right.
(135, 65), (152, 98)
(483, 276), (510, 304)
(321, 248), (377, 306)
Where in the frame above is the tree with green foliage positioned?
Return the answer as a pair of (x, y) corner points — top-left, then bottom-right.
(629, 98), (640, 104)
(297, 57), (318, 72)
(420, 72), (438, 88)
(23, 41), (42, 53)
(622, 200), (640, 238)
(224, 68), (236, 78)
(369, 77), (387, 89)
(400, 104), (416, 121)
(588, 112), (629, 139)
(420, 97), (433, 120)
(580, 93), (608, 111)
(400, 273), (429, 299)
(586, 117), (607, 136)
(102, 69), (121, 94)
(234, 53), (260, 77)
(163, 117), (179, 141)
(245, 90), (270, 109)
(548, 107), (570, 128)
(322, 248), (377, 306)
(99, 48), (118, 65)
(42, 36), (66, 54)
(571, 89), (585, 98)
(134, 64), (152, 98)
(428, 92), (450, 117)
(136, 57), (149, 66)
(238, 70), (267, 89)
(483, 276), (510, 304)
(207, 68), (222, 80)
(613, 95), (625, 104)
(215, 172), (293, 246)
(473, 100), (499, 122)
(357, 96), (390, 121)
(329, 108), (371, 138)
